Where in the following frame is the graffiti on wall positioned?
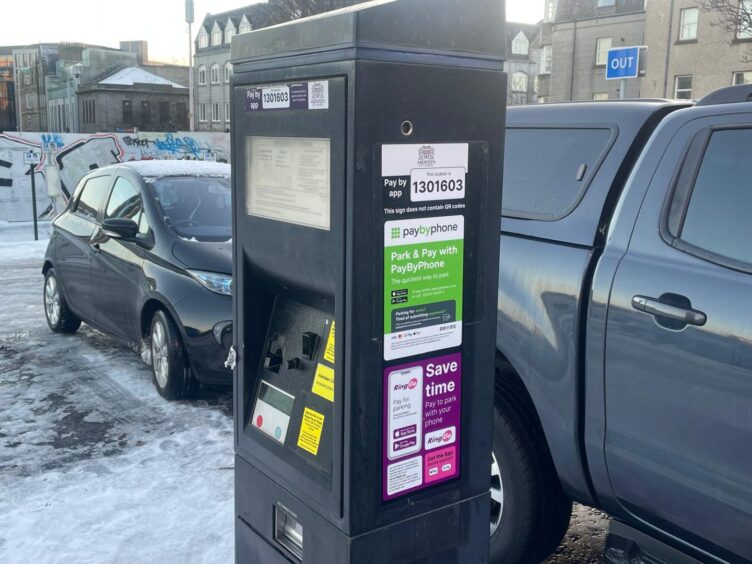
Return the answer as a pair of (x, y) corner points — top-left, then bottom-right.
(0, 131), (230, 222)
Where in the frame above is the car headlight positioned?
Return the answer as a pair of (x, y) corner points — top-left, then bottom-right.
(189, 270), (233, 296)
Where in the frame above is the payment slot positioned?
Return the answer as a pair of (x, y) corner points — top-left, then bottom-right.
(231, 0), (506, 562)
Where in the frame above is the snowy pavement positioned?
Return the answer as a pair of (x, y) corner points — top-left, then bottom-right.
(0, 222), (234, 563)
(0, 221), (606, 563)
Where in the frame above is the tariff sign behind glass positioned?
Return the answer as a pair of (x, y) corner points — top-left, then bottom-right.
(411, 167), (465, 201)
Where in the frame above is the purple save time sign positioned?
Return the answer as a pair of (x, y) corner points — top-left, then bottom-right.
(383, 352), (461, 500)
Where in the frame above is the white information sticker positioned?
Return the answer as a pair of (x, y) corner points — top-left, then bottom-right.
(386, 456), (423, 496)
(246, 136), (331, 230)
(262, 85), (291, 109)
(410, 167), (466, 202)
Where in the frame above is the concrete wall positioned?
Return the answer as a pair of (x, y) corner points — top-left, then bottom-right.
(0, 130), (230, 222)
(642, 0), (752, 99)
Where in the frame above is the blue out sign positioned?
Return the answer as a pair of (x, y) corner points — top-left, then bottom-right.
(606, 47), (641, 80)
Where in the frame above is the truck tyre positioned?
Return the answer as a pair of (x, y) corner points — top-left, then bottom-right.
(149, 310), (197, 400)
(44, 269), (81, 334)
(489, 375), (572, 564)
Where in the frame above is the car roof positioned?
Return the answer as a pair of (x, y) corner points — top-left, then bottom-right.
(105, 160), (231, 179)
(507, 99), (691, 127)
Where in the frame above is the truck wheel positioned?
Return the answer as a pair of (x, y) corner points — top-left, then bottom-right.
(489, 379), (572, 564)
(44, 269), (81, 334)
(150, 310), (197, 400)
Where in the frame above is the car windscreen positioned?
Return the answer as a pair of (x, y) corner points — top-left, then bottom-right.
(146, 175), (231, 242)
(502, 127), (614, 221)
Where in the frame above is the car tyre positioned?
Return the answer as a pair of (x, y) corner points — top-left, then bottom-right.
(489, 372), (572, 564)
(150, 310), (197, 400)
(44, 269), (81, 334)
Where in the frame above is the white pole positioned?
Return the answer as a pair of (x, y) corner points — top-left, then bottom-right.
(620, 78), (626, 100)
(188, 21), (194, 131)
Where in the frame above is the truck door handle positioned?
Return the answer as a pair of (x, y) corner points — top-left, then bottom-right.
(632, 295), (707, 326)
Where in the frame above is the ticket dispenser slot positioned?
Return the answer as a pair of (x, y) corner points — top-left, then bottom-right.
(232, 1), (506, 562)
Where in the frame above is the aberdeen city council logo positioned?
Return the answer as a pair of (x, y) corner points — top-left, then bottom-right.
(417, 145), (436, 167)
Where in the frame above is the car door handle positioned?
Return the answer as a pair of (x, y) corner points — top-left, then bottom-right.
(632, 296), (707, 326)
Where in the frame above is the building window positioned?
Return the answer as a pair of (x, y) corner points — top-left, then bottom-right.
(733, 71), (752, 84)
(211, 65), (220, 84)
(159, 101), (170, 127)
(122, 99), (133, 123)
(199, 103), (207, 122)
(511, 32), (529, 56)
(225, 102), (230, 122)
(541, 45), (552, 74)
(545, 0), (556, 21)
(212, 103), (220, 122)
(198, 66), (206, 85)
(511, 71), (529, 93)
(198, 30), (208, 49)
(738, 0), (752, 39)
(597, 0), (615, 6)
(674, 75), (693, 99)
(225, 24), (235, 44)
(212, 24), (222, 46)
(225, 63), (232, 83)
(593, 92), (609, 101)
(239, 16), (251, 33)
(596, 37), (612, 66)
(679, 8), (699, 41)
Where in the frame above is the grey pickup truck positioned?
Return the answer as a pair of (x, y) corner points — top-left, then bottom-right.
(490, 85), (752, 564)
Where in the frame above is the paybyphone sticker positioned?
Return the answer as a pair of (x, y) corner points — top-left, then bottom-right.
(383, 216), (464, 361)
(245, 80), (329, 111)
(381, 143), (468, 205)
(383, 353), (461, 499)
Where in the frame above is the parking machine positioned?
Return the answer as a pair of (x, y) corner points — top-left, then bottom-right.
(230, 0), (507, 561)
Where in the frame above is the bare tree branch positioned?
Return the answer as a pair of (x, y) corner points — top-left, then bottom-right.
(266, 0), (370, 25)
(700, 0), (752, 62)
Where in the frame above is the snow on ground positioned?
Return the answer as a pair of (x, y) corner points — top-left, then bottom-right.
(0, 223), (234, 563)
(0, 221), (607, 563)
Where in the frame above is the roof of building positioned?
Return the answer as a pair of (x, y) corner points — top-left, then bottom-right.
(506, 22), (540, 57)
(98, 67), (185, 88)
(555, 0), (645, 22)
(198, 2), (276, 35)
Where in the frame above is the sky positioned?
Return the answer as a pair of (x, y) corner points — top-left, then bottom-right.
(1, 0), (543, 65)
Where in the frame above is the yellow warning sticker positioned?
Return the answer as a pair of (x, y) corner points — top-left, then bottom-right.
(297, 407), (325, 456)
(324, 321), (335, 364)
(311, 363), (335, 402)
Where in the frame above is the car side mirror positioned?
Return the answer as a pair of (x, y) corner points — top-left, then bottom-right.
(102, 218), (138, 240)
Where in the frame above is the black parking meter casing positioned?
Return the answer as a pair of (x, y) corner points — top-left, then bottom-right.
(231, 1), (506, 562)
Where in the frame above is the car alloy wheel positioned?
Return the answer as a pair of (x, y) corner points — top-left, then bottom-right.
(45, 275), (61, 327)
(490, 451), (504, 537)
(151, 319), (170, 388)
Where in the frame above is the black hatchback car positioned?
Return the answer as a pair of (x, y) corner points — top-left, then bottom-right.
(42, 160), (233, 400)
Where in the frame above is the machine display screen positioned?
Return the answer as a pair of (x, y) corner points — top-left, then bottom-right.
(259, 381), (295, 415)
(246, 136), (331, 230)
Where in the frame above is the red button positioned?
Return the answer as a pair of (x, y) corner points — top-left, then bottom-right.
(256, 415), (264, 427)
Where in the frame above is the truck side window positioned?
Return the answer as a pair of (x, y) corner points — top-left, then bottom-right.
(676, 128), (752, 267)
(502, 127), (614, 221)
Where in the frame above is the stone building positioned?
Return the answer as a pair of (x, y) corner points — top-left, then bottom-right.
(0, 46), (18, 131)
(539, 0), (646, 102)
(13, 43), (59, 131)
(75, 67), (189, 133)
(642, 0), (752, 100)
(505, 22), (541, 105)
(192, 3), (275, 132)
